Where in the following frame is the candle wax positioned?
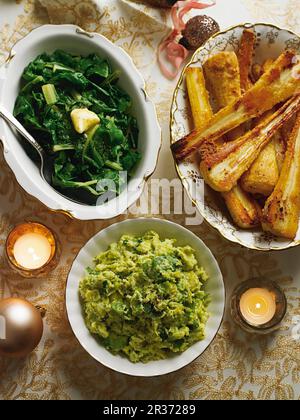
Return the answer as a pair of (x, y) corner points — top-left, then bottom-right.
(240, 288), (276, 326)
(13, 233), (52, 270)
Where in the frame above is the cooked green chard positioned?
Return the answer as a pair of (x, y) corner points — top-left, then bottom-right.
(14, 50), (140, 203)
(42, 84), (58, 105)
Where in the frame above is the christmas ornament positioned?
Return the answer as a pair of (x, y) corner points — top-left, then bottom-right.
(158, 0), (218, 79)
(0, 298), (44, 358)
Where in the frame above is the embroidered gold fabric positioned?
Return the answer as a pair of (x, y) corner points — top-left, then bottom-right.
(0, 0), (299, 400)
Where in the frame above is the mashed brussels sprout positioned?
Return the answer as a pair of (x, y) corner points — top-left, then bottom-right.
(79, 231), (210, 363)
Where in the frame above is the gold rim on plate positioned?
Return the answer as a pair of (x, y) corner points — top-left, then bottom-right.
(170, 22), (300, 252)
(0, 25), (162, 221)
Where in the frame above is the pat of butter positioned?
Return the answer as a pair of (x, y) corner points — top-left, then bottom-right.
(71, 108), (100, 134)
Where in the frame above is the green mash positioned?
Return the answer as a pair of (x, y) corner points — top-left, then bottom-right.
(79, 231), (210, 363)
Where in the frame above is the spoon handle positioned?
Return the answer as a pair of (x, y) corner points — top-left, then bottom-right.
(0, 103), (45, 158)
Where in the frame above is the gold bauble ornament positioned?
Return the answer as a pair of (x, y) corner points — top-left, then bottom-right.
(0, 298), (44, 358)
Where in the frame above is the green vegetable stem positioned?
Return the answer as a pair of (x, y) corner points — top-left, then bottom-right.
(13, 50), (141, 204)
(42, 84), (58, 105)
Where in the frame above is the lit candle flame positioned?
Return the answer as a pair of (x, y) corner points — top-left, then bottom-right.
(240, 288), (276, 326)
(13, 233), (52, 270)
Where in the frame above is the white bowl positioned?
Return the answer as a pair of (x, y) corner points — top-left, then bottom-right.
(171, 23), (300, 251)
(66, 218), (225, 377)
(0, 25), (161, 220)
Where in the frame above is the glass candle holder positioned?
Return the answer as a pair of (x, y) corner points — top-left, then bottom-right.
(6, 222), (60, 278)
(231, 278), (287, 335)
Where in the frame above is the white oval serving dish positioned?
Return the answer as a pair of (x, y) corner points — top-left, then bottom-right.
(66, 218), (225, 377)
(0, 25), (161, 220)
(170, 23), (300, 251)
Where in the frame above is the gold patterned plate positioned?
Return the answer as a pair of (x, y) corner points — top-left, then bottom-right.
(0, 25), (161, 221)
(170, 23), (300, 251)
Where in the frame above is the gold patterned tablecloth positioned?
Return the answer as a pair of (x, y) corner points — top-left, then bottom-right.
(0, 0), (300, 400)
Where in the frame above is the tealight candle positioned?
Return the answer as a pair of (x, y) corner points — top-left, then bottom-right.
(13, 233), (52, 270)
(240, 288), (276, 326)
(231, 278), (287, 334)
(6, 222), (60, 278)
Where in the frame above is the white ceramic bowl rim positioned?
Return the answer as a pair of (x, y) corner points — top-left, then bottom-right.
(66, 218), (225, 377)
(0, 25), (161, 221)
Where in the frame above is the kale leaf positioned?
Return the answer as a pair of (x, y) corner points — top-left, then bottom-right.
(14, 50), (140, 204)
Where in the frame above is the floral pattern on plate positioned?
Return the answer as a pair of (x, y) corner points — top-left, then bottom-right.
(170, 23), (300, 251)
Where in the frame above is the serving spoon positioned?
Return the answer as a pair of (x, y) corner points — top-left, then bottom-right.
(0, 104), (93, 206)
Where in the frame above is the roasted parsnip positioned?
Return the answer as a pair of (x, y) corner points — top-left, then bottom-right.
(204, 51), (244, 141)
(231, 30), (256, 138)
(251, 63), (263, 83)
(241, 107), (280, 196)
(262, 59), (274, 73)
(172, 50), (300, 161)
(273, 130), (286, 172)
(237, 29), (256, 93)
(241, 58), (281, 195)
(223, 187), (262, 228)
(186, 67), (213, 130)
(281, 114), (297, 141)
(262, 113), (300, 239)
(204, 52), (241, 109)
(251, 60), (274, 84)
(240, 140), (279, 196)
(201, 48), (262, 228)
(275, 115), (296, 170)
(200, 96), (300, 192)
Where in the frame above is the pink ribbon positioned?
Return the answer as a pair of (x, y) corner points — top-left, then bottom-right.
(158, 0), (216, 80)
